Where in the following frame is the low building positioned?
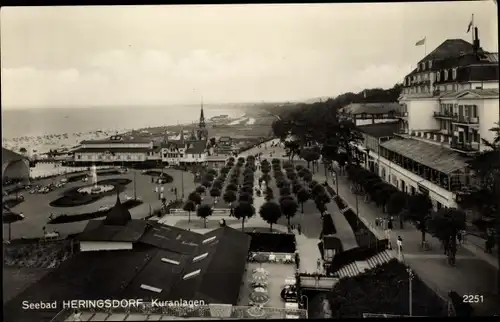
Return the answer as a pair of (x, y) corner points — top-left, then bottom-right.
(2, 147), (30, 183)
(3, 193), (252, 322)
(214, 136), (234, 155)
(160, 130), (208, 166)
(72, 135), (154, 165)
(340, 102), (404, 126)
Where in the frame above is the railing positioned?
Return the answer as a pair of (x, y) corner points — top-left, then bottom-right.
(450, 142), (480, 152)
(51, 304), (308, 321)
(433, 111), (453, 118)
(451, 115), (479, 124)
(248, 251), (296, 264)
(167, 208), (231, 216)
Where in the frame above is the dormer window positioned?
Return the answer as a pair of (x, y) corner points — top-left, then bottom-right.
(428, 60), (432, 69)
(452, 68), (457, 80)
(183, 269), (201, 280)
(444, 70), (448, 81)
(437, 71), (441, 82)
(421, 62), (425, 71)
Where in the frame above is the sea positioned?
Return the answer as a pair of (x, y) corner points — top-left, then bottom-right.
(1, 105), (245, 139)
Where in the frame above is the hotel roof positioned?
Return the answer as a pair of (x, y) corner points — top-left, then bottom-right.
(72, 147), (152, 153)
(2, 147), (26, 164)
(380, 139), (469, 174)
(340, 103), (403, 115)
(80, 135), (153, 145)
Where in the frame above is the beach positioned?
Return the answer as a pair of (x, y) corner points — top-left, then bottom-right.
(2, 105), (246, 155)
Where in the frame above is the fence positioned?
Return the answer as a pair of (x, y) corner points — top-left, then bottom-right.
(168, 208), (230, 216)
(50, 303), (308, 321)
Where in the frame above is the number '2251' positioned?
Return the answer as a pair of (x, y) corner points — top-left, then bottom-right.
(462, 295), (483, 303)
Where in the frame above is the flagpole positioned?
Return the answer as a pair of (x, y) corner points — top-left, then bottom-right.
(424, 37), (427, 56)
(471, 14), (475, 44)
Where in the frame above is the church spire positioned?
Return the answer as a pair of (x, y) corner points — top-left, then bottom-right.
(199, 96), (206, 129)
(179, 127), (185, 144)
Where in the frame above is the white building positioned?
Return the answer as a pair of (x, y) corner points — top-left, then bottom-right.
(340, 102), (404, 126)
(160, 129), (208, 165)
(354, 30), (498, 209)
(72, 135), (154, 165)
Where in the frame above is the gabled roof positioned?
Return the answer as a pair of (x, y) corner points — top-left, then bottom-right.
(439, 88), (499, 100)
(78, 219), (149, 242)
(139, 223), (203, 254)
(380, 138), (469, 174)
(340, 103), (403, 115)
(357, 122), (400, 138)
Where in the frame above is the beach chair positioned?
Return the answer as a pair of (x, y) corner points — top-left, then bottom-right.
(268, 254), (276, 263)
(285, 255), (292, 263)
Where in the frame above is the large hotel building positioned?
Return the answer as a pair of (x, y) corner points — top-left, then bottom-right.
(350, 27), (498, 211)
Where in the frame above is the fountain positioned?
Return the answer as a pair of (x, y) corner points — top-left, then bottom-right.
(77, 164), (114, 195)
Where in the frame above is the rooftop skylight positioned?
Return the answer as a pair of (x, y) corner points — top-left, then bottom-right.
(202, 236), (216, 244)
(140, 284), (162, 293)
(192, 252), (208, 262)
(161, 257), (180, 265)
(183, 269), (201, 280)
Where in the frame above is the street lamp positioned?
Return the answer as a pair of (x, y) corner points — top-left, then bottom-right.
(406, 267), (414, 316)
(300, 294), (309, 312)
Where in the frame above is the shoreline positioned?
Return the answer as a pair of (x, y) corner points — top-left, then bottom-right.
(2, 112), (249, 156)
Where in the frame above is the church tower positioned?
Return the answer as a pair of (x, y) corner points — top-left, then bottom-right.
(197, 97), (208, 141)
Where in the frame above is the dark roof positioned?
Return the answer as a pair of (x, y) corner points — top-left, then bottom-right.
(78, 219), (148, 242)
(3, 248), (158, 322)
(323, 235), (342, 250)
(73, 147), (152, 153)
(219, 136), (232, 142)
(2, 148), (26, 164)
(433, 64), (499, 84)
(185, 140), (206, 154)
(380, 139), (469, 174)
(139, 223), (203, 254)
(418, 39), (474, 65)
(4, 226), (251, 321)
(357, 122), (400, 138)
(170, 227), (251, 305)
(340, 103), (402, 115)
(80, 135), (152, 144)
(103, 193), (132, 226)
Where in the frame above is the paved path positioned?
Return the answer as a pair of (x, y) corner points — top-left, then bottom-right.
(319, 163), (499, 315)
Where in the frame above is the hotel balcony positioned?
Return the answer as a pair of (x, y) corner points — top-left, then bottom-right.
(410, 130), (453, 146)
(433, 111), (453, 119)
(452, 114), (479, 126)
(450, 141), (480, 153)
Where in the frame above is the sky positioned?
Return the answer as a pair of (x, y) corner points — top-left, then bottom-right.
(1, 2), (498, 109)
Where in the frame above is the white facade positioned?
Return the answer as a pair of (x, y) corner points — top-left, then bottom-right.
(80, 142), (153, 149)
(480, 98), (500, 147)
(80, 241), (133, 252)
(161, 146), (207, 165)
(74, 151), (148, 163)
(402, 98), (440, 133)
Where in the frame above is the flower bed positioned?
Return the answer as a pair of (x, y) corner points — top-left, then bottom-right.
(48, 199), (143, 224)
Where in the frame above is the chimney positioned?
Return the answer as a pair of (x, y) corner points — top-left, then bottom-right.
(473, 27), (480, 52)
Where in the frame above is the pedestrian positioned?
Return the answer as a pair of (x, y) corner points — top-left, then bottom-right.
(160, 192), (164, 200)
(388, 217), (393, 230)
(160, 186), (164, 193)
(456, 231), (462, 245)
(297, 224), (302, 235)
(72, 310), (82, 322)
(295, 251), (300, 269)
(397, 236), (404, 260)
(485, 235), (494, 254)
(151, 177), (154, 183)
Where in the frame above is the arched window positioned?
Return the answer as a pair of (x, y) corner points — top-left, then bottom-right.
(444, 69), (448, 81)
(452, 68), (457, 80)
(437, 71), (441, 82)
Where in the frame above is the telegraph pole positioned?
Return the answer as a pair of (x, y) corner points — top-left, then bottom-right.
(133, 171), (137, 200)
(407, 267), (414, 316)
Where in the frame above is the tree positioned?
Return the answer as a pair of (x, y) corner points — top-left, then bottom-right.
(201, 180), (212, 189)
(197, 204), (213, 228)
(212, 180), (224, 190)
(209, 188), (221, 206)
(407, 194), (433, 247)
(226, 183), (238, 192)
(315, 198), (327, 214)
(19, 147), (27, 154)
(239, 192), (253, 204)
(209, 137), (217, 148)
(429, 208), (466, 265)
(280, 198), (298, 230)
(183, 200), (196, 223)
(188, 192), (202, 205)
(195, 186), (206, 195)
(387, 192), (408, 228)
(223, 190), (237, 209)
(280, 186), (291, 196)
(259, 201), (282, 232)
(296, 188), (310, 213)
(301, 149), (316, 170)
(234, 201), (255, 231)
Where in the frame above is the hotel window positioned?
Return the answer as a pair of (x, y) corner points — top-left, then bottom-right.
(428, 60), (432, 69)
(77, 155), (81, 160)
(452, 68), (457, 80)
(444, 69), (449, 81)
(183, 269), (201, 280)
(422, 62), (425, 70)
(437, 71), (441, 81)
(116, 155), (121, 160)
(193, 252), (208, 262)
(127, 155), (132, 160)
(161, 257), (180, 265)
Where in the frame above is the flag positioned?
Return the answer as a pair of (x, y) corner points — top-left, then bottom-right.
(415, 37), (426, 46)
(466, 15), (473, 33)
